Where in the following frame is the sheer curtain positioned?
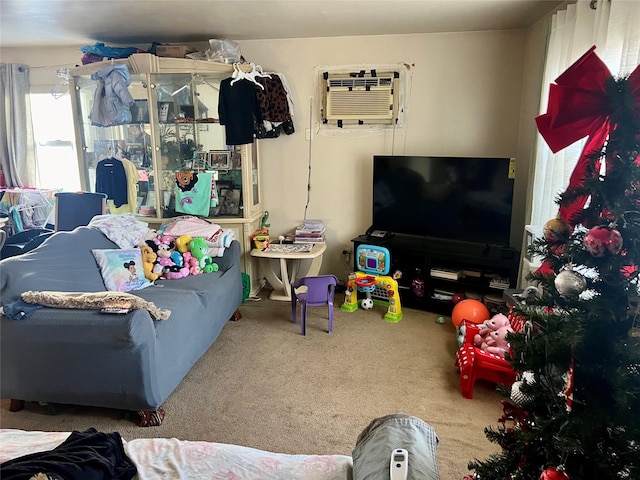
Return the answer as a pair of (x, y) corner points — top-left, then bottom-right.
(0, 63), (37, 187)
(530, 0), (640, 226)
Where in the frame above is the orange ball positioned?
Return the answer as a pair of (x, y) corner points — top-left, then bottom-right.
(451, 299), (490, 326)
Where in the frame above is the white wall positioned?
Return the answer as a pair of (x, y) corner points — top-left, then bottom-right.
(238, 30), (545, 279)
(1, 24), (550, 282)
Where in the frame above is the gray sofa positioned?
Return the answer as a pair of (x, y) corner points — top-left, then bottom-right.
(0, 226), (243, 426)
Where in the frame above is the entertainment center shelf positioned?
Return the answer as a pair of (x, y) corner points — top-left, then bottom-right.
(351, 234), (520, 314)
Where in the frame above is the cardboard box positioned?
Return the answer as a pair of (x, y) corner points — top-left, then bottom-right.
(155, 45), (194, 58)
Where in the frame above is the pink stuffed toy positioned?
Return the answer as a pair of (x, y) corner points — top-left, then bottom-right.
(182, 251), (202, 275)
(151, 235), (181, 267)
(162, 263), (190, 279)
(483, 325), (514, 357)
(473, 313), (510, 349)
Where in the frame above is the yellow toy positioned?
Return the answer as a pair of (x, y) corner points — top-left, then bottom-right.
(341, 245), (402, 322)
(175, 234), (192, 253)
(140, 244), (161, 282)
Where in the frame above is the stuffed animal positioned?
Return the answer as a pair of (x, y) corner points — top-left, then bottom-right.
(149, 235), (183, 266)
(140, 245), (161, 282)
(473, 313), (510, 348)
(483, 325), (514, 357)
(182, 251), (202, 275)
(189, 237), (219, 273)
(146, 235), (189, 279)
(162, 264), (190, 279)
(175, 234), (192, 253)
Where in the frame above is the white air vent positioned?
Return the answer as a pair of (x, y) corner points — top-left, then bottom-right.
(322, 71), (399, 125)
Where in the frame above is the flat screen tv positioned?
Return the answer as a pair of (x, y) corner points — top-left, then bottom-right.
(372, 155), (515, 246)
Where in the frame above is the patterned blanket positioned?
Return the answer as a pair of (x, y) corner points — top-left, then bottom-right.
(21, 291), (171, 320)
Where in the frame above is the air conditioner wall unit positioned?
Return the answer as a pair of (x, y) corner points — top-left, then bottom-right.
(322, 71), (399, 125)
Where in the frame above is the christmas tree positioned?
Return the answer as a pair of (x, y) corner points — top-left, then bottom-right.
(467, 47), (640, 479)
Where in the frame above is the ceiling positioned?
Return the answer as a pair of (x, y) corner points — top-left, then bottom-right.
(0, 0), (565, 48)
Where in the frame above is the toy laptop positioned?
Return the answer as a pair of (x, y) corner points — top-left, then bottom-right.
(356, 244), (391, 276)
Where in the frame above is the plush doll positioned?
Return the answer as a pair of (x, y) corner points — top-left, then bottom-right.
(146, 235), (189, 279)
(162, 264), (190, 279)
(182, 251), (202, 275)
(140, 245), (161, 282)
(150, 235), (182, 267)
(175, 234), (192, 254)
(189, 237), (219, 273)
(483, 325), (514, 357)
(473, 313), (510, 348)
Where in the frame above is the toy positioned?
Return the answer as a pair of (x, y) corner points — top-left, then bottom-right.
(451, 299), (490, 326)
(189, 237), (219, 273)
(146, 235), (189, 279)
(341, 245), (402, 322)
(175, 234), (192, 253)
(361, 297), (374, 309)
(162, 264), (190, 279)
(482, 325), (513, 357)
(473, 313), (510, 348)
(182, 251), (202, 275)
(140, 245), (161, 282)
(149, 235), (182, 267)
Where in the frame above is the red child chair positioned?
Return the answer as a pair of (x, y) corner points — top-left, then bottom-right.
(455, 311), (526, 399)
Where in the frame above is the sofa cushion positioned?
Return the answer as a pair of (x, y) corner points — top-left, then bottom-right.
(92, 248), (152, 292)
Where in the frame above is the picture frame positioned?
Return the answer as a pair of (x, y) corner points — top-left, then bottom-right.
(145, 190), (157, 208)
(219, 187), (241, 216)
(157, 102), (174, 123)
(209, 150), (231, 169)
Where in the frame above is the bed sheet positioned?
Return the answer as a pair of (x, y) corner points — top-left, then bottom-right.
(0, 429), (353, 480)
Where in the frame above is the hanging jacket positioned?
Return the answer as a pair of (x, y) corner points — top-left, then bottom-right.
(96, 158), (128, 207)
(90, 64), (134, 127)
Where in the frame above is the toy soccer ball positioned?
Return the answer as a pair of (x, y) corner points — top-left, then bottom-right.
(361, 297), (374, 310)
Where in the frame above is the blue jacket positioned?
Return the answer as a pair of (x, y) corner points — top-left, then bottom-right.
(90, 64), (134, 126)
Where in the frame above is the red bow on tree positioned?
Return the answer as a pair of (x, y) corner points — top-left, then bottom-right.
(535, 45), (640, 226)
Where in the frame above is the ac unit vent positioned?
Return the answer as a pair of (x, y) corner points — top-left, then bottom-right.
(328, 77), (393, 89)
(323, 72), (399, 124)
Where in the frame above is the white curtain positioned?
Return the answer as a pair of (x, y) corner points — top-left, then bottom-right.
(0, 63), (37, 187)
(530, 0), (640, 226)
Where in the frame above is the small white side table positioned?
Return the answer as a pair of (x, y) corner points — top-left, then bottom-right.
(250, 243), (327, 301)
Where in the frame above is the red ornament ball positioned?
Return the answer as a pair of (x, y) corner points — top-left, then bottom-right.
(451, 292), (466, 304)
(543, 217), (571, 242)
(584, 226), (623, 257)
(451, 299), (489, 326)
(540, 467), (570, 480)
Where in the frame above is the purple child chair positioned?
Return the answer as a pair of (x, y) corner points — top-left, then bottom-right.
(291, 275), (339, 335)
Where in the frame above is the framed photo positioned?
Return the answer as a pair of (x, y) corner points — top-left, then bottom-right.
(219, 187), (241, 215)
(157, 102), (174, 123)
(209, 150), (231, 169)
(131, 100), (149, 123)
(145, 190), (157, 208)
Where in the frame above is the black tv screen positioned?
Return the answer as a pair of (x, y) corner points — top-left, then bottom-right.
(373, 155), (515, 246)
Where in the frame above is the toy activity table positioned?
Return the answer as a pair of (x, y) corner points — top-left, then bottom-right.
(250, 243), (327, 301)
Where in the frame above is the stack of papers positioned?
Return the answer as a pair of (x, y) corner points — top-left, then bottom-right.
(293, 219), (326, 244)
(266, 244), (313, 253)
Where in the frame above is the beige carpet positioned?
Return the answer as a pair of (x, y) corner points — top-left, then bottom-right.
(0, 291), (503, 478)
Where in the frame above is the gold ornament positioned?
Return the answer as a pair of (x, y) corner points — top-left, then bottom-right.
(543, 217), (571, 242)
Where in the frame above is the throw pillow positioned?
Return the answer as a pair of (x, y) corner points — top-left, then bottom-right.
(92, 248), (152, 292)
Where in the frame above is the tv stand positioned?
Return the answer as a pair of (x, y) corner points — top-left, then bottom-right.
(351, 234), (520, 314)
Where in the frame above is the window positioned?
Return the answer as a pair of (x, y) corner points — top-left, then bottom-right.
(30, 94), (81, 191)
